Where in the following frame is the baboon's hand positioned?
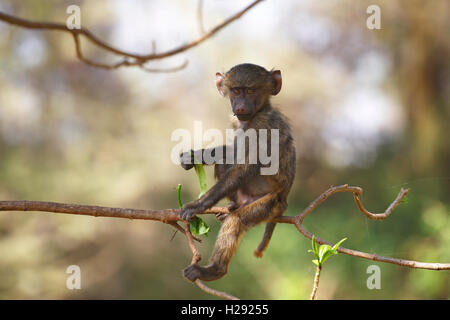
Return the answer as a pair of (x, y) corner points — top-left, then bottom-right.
(179, 150), (194, 170)
(180, 201), (203, 222)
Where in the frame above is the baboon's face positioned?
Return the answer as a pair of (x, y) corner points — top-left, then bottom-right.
(215, 63), (282, 121)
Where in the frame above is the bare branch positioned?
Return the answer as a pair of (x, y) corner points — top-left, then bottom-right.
(141, 60), (189, 73)
(194, 279), (240, 300)
(0, 0), (264, 71)
(185, 222), (202, 265)
(0, 200), (184, 222)
(353, 187), (410, 220)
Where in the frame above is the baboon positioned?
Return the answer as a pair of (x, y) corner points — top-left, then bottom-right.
(180, 63), (296, 281)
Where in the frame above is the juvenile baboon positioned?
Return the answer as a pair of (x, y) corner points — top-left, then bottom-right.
(180, 63), (296, 281)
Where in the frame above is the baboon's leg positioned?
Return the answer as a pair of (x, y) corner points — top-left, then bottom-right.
(183, 193), (279, 281)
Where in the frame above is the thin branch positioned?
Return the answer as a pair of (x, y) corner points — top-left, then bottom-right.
(72, 33), (129, 70)
(310, 266), (321, 300)
(168, 221), (185, 235)
(0, 200), (184, 221)
(0, 0), (264, 71)
(184, 222), (202, 264)
(194, 279), (240, 300)
(288, 185), (449, 271)
(141, 60), (189, 73)
(1, 184), (449, 301)
(353, 187), (409, 220)
(183, 221), (239, 300)
(72, 32), (190, 72)
(169, 229), (178, 242)
(1, 186), (449, 272)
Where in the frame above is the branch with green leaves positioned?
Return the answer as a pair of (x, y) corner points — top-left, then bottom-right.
(1, 184), (449, 300)
(308, 236), (346, 300)
(176, 162), (210, 238)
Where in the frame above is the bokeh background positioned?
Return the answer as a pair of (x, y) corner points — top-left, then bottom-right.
(0, 0), (448, 299)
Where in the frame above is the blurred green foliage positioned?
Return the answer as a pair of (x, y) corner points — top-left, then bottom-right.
(0, 0), (448, 299)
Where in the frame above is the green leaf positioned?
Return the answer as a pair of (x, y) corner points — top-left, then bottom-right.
(401, 195), (408, 204)
(192, 163), (210, 236)
(176, 184), (183, 209)
(175, 183), (210, 237)
(312, 237), (348, 266)
(332, 237), (347, 253)
(318, 245), (332, 262)
(312, 259), (319, 267)
(308, 235), (321, 263)
(194, 164), (208, 198)
(175, 162), (210, 237)
(311, 235), (318, 254)
(320, 250), (336, 264)
(190, 216), (210, 237)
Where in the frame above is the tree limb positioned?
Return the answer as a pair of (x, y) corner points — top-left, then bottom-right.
(0, 0), (264, 72)
(1, 184), (449, 300)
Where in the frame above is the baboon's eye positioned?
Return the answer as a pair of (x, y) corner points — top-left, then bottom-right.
(246, 88), (256, 94)
(231, 88), (241, 95)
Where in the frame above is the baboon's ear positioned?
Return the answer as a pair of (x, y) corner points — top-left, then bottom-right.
(215, 72), (226, 97)
(271, 70), (282, 95)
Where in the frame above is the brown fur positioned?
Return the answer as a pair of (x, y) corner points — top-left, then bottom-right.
(180, 64), (296, 281)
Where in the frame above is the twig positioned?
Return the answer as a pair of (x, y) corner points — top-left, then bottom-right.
(0, 0), (264, 71)
(169, 230), (178, 242)
(310, 266), (321, 300)
(194, 279), (240, 300)
(353, 187), (409, 220)
(72, 33), (190, 72)
(183, 221), (240, 300)
(184, 222), (202, 264)
(141, 60), (189, 73)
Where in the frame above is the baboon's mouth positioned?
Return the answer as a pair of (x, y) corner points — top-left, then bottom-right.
(235, 114), (252, 121)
